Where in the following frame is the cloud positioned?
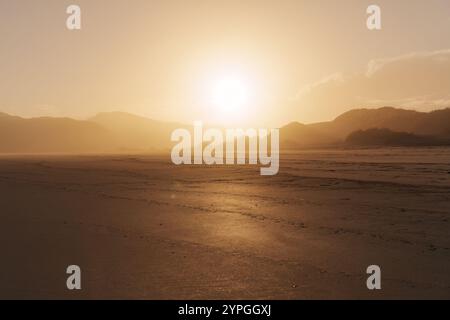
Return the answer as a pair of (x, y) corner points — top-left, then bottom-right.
(294, 49), (450, 123)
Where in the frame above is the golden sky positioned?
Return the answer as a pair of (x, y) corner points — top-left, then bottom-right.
(1, 0), (450, 126)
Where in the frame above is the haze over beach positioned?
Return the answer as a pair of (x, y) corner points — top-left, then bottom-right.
(1, 0), (450, 300)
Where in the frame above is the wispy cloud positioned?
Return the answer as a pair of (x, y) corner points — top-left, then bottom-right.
(293, 49), (450, 123)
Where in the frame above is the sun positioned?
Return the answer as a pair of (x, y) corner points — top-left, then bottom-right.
(211, 75), (249, 116)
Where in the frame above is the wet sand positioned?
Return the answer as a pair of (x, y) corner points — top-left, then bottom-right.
(0, 148), (449, 299)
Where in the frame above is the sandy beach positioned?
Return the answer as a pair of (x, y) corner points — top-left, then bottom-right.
(0, 147), (449, 299)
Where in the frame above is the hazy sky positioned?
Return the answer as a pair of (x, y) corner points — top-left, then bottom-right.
(1, 0), (450, 126)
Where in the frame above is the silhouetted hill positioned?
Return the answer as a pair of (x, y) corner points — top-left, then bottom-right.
(331, 107), (450, 137)
(346, 128), (450, 146)
(280, 107), (450, 149)
(0, 111), (188, 153)
(1, 107), (450, 153)
(0, 114), (115, 153)
(413, 109), (450, 136)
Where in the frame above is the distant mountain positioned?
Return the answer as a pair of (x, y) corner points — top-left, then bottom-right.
(280, 107), (450, 149)
(0, 107), (449, 153)
(324, 107), (450, 137)
(346, 128), (450, 147)
(279, 122), (338, 149)
(90, 112), (183, 152)
(0, 111), (185, 153)
(0, 113), (115, 153)
(412, 109), (450, 136)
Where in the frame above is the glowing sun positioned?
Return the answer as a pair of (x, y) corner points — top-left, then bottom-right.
(211, 75), (249, 115)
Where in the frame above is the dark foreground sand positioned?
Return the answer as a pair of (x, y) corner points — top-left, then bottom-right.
(0, 148), (449, 299)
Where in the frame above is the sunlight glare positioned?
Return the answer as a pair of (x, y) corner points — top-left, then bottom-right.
(211, 75), (249, 116)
